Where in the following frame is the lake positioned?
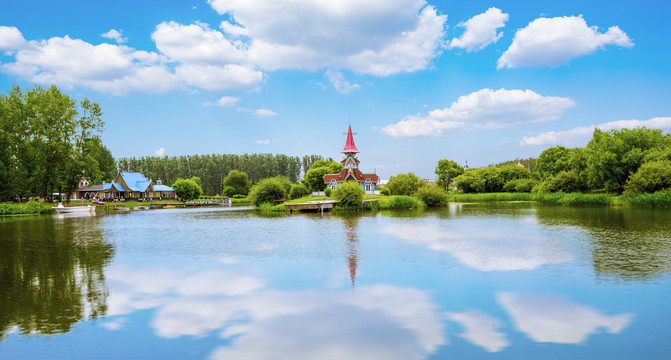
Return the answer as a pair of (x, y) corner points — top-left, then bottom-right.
(1, 203), (670, 359)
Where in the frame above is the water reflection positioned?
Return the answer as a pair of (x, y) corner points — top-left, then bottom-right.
(535, 207), (671, 278)
(381, 217), (573, 271)
(105, 264), (446, 360)
(339, 213), (360, 287)
(445, 309), (508, 352)
(0, 217), (113, 338)
(497, 292), (633, 344)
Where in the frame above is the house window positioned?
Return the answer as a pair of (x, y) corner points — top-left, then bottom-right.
(330, 180), (337, 190)
(365, 180), (372, 191)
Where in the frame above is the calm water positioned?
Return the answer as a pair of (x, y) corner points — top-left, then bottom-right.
(1, 203), (670, 359)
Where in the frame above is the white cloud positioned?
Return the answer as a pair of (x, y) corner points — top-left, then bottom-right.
(448, 7), (509, 52)
(380, 220), (573, 271)
(498, 292), (634, 344)
(154, 147), (166, 156)
(0, 26), (26, 51)
(325, 70), (360, 94)
(204, 96), (241, 107)
(255, 108), (277, 117)
(381, 88), (575, 137)
(520, 117), (671, 147)
(152, 21), (246, 64)
(175, 63), (263, 91)
(498, 15), (633, 69)
(101, 29), (127, 44)
(206, 0), (447, 75)
(255, 139), (270, 144)
(0, 31), (180, 95)
(446, 309), (509, 352)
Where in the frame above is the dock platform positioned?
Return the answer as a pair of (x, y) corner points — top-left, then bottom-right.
(284, 200), (338, 213)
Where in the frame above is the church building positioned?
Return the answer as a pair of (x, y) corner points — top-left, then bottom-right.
(323, 125), (379, 193)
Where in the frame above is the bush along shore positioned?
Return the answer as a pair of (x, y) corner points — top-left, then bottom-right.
(445, 190), (671, 208)
(0, 202), (52, 216)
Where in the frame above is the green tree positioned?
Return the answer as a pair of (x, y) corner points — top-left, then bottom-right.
(222, 170), (252, 196)
(498, 164), (530, 183)
(455, 172), (485, 193)
(334, 181), (365, 207)
(536, 146), (573, 178)
(248, 177), (286, 207)
(624, 160), (671, 193)
(0, 85), (104, 201)
(434, 159), (464, 190)
(302, 159), (342, 192)
(585, 128), (671, 193)
(386, 172), (424, 196)
(172, 178), (203, 201)
(535, 170), (584, 193)
(289, 183), (310, 200)
(92, 142), (116, 184)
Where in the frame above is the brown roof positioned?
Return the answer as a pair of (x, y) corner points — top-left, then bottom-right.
(323, 168), (379, 184)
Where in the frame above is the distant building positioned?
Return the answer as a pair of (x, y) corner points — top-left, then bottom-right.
(323, 125), (380, 194)
(77, 172), (175, 201)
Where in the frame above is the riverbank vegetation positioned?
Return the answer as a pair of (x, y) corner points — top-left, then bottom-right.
(0, 202), (52, 216)
(0, 85), (108, 202)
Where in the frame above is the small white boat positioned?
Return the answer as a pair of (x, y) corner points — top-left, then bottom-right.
(53, 203), (95, 214)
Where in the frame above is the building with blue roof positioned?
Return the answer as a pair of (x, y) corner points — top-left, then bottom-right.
(77, 172), (175, 201)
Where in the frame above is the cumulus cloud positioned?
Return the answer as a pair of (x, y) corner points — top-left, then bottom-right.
(498, 16), (633, 69)
(154, 147), (166, 156)
(255, 139), (270, 144)
(101, 29), (127, 44)
(381, 88), (575, 137)
(520, 117), (671, 147)
(498, 292), (633, 344)
(0, 26), (26, 51)
(205, 0), (447, 75)
(325, 70), (360, 94)
(175, 63), (263, 91)
(448, 7), (509, 52)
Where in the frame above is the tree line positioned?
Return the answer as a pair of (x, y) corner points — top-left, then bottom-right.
(434, 127), (671, 194)
(117, 153), (326, 196)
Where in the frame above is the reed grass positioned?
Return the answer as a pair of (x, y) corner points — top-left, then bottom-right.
(0, 201), (52, 215)
(621, 190), (671, 208)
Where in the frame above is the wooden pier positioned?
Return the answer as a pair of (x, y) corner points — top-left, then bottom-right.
(284, 200), (338, 213)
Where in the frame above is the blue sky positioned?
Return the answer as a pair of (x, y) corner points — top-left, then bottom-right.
(1, 0), (670, 179)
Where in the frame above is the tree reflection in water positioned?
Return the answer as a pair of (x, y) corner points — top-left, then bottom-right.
(0, 216), (114, 338)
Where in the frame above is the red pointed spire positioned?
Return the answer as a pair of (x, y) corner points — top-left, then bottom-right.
(341, 124), (360, 153)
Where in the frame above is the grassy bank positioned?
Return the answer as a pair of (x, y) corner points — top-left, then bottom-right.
(446, 190), (671, 208)
(260, 194), (427, 212)
(620, 190), (671, 208)
(446, 192), (534, 202)
(0, 201), (52, 216)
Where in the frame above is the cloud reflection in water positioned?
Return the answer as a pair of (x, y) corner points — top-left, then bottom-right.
(381, 222), (573, 271)
(105, 265), (446, 360)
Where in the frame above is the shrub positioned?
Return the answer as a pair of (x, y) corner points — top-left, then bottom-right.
(222, 170), (252, 196)
(324, 187), (332, 197)
(624, 160), (671, 194)
(248, 178), (287, 207)
(232, 194), (246, 199)
(386, 172), (424, 195)
(223, 186), (236, 197)
(172, 178), (203, 201)
(379, 187), (390, 196)
(503, 178), (538, 193)
(387, 195), (424, 209)
(454, 172), (485, 193)
(334, 181), (364, 207)
(536, 170), (584, 193)
(414, 185), (447, 207)
(289, 184), (310, 200)
(622, 189), (671, 208)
